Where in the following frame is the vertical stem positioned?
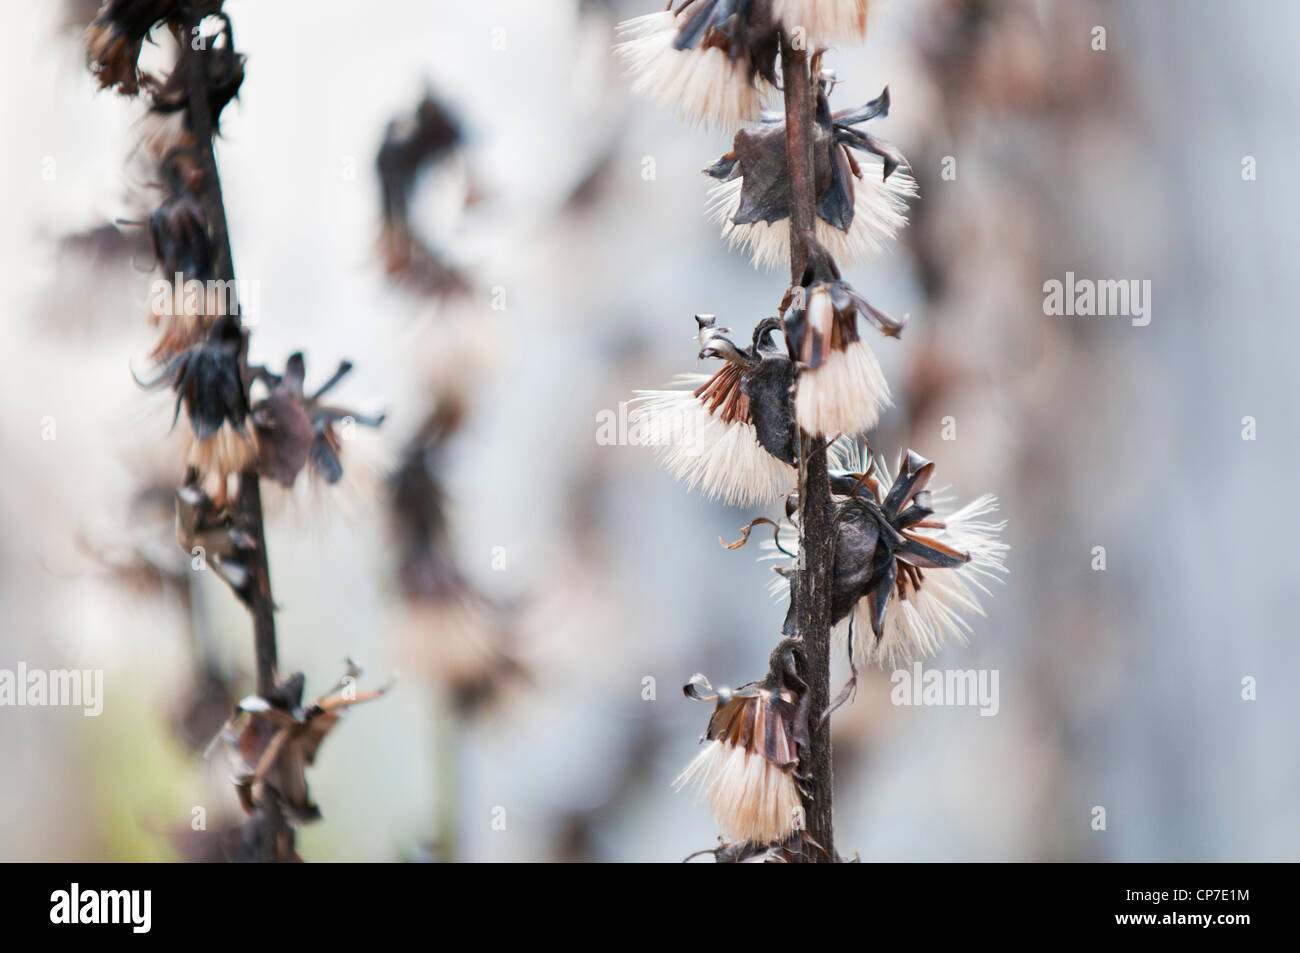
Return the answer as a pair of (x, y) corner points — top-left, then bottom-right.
(179, 12), (284, 860)
(781, 42), (817, 287)
(780, 34), (835, 862)
(178, 13), (277, 700)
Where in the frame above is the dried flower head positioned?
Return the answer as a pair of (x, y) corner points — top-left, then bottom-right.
(706, 81), (915, 269)
(149, 149), (217, 360)
(615, 1), (780, 129)
(222, 663), (390, 823)
(150, 149), (212, 280)
(675, 642), (808, 845)
(785, 275), (905, 436)
(377, 91), (470, 297)
(774, 447), (1007, 667)
(141, 11), (244, 159)
(137, 315), (256, 483)
(174, 471), (256, 603)
(388, 407), (523, 711)
(378, 92), (462, 224)
(86, 0), (221, 94)
(631, 315), (797, 507)
(252, 353), (385, 489)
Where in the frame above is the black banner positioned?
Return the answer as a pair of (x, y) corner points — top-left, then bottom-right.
(1, 863), (1273, 939)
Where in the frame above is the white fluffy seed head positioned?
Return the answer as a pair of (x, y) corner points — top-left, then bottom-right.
(850, 484), (1008, 668)
(771, 0), (872, 46)
(707, 159), (916, 271)
(794, 339), (891, 437)
(630, 376), (795, 507)
(765, 456), (1008, 668)
(615, 11), (769, 129)
(674, 740), (802, 845)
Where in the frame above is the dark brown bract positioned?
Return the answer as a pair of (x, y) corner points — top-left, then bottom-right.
(783, 451), (971, 642)
(252, 354), (385, 488)
(695, 314), (798, 464)
(708, 81), (906, 234)
(86, 0), (223, 94)
(225, 664), (390, 823)
(145, 11), (244, 136)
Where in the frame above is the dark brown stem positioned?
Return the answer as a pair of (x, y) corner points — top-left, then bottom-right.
(780, 34), (835, 862)
(179, 10), (284, 860)
(179, 11), (277, 697)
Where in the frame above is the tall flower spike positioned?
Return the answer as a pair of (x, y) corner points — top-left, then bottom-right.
(775, 448), (1007, 668)
(786, 271), (905, 437)
(675, 641), (808, 846)
(615, 1), (780, 129)
(706, 80), (916, 270)
(630, 315), (797, 507)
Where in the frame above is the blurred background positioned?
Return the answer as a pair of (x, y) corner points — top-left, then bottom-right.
(0, 0), (1296, 861)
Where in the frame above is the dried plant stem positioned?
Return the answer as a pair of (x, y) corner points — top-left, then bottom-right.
(781, 34), (835, 863)
(179, 12), (284, 860)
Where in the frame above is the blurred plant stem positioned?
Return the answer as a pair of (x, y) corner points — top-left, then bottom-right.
(180, 9), (284, 861)
(434, 695), (461, 862)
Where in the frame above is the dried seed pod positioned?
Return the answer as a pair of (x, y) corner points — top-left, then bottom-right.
(675, 642), (808, 846)
(630, 315), (797, 506)
(137, 316), (255, 482)
(148, 149), (218, 361)
(150, 149), (213, 282)
(775, 447), (1008, 667)
(252, 353), (385, 489)
(615, 0), (780, 129)
(786, 280), (904, 436)
(222, 663), (390, 823)
(141, 12), (244, 158)
(175, 473), (256, 604)
(86, 0), (222, 94)
(706, 82), (916, 270)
